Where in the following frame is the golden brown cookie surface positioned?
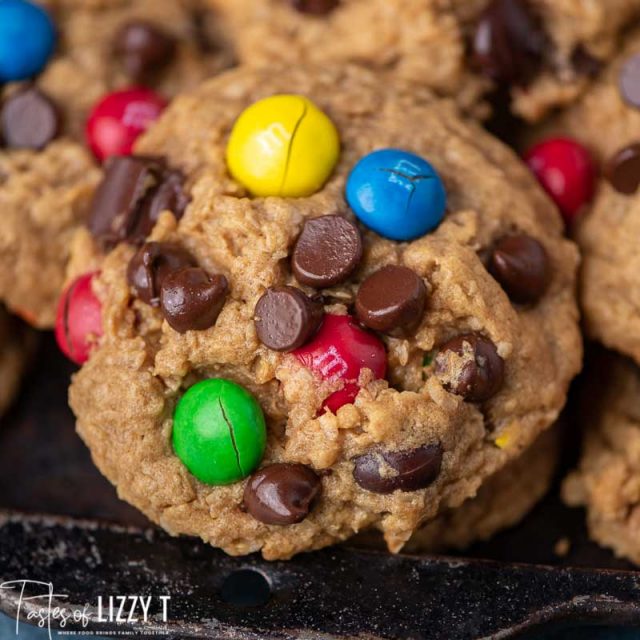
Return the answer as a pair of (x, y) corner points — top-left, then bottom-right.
(356, 426), (559, 553)
(69, 65), (581, 559)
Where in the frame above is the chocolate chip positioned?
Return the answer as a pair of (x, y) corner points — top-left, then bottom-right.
(114, 20), (176, 82)
(136, 169), (190, 240)
(88, 156), (189, 249)
(352, 444), (443, 494)
(472, 0), (547, 86)
(160, 267), (228, 333)
(89, 156), (163, 247)
(127, 242), (197, 306)
(355, 265), (426, 334)
(292, 215), (362, 288)
(435, 334), (505, 402)
(254, 286), (323, 352)
(291, 0), (339, 15)
(489, 234), (549, 304)
(243, 463), (322, 525)
(620, 53), (640, 108)
(1, 87), (61, 150)
(604, 143), (640, 195)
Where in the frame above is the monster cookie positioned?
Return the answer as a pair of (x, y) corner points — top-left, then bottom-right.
(356, 426), (559, 553)
(0, 307), (32, 417)
(0, 0), (231, 328)
(531, 29), (640, 364)
(205, 0), (484, 115)
(68, 65), (581, 559)
(206, 0), (640, 121)
(563, 355), (640, 565)
(455, 0), (640, 122)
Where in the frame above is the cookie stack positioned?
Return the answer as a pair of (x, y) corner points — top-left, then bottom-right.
(530, 29), (640, 565)
(0, 0), (638, 563)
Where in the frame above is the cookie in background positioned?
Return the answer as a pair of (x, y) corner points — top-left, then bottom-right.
(206, 0), (640, 121)
(0, 0), (233, 329)
(526, 26), (640, 365)
(564, 353), (640, 566)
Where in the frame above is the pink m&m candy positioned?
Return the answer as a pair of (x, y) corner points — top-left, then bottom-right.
(55, 272), (103, 365)
(86, 87), (166, 161)
(293, 314), (386, 414)
(524, 137), (596, 227)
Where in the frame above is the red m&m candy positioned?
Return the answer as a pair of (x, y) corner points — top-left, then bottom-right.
(524, 137), (596, 226)
(55, 272), (103, 365)
(293, 314), (386, 414)
(86, 87), (166, 161)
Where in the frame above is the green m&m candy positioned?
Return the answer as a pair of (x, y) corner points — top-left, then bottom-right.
(172, 379), (267, 485)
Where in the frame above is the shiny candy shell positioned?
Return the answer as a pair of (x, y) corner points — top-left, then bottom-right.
(293, 314), (386, 414)
(524, 137), (596, 226)
(0, 0), (56, 82)
(54, 272), (103, 365)
(345, 149), (447, 241)
(226, 94), (340, 198)
(86, 87), (167, 161)
(172, 379), (267, 485)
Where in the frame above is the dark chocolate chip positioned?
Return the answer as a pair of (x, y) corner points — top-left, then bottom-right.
(291, 0), (339, 15)
(243, 463), (322, 525)
(604, 143), (640, 195)
(135, 169), (191, 240)
(435, 333), (505, 402)
(127, 242), (197, 306)
(489, 234), (549, 304)
(88, 156), (189, 249)
(114, 20), (176, 82)
(472, 0), (547, 86)
(1, 87), (61, 150)
(352, 444), (443, 494)
(89, 156), (164, 247)
(292, 215), (362, 288)
(571, 45), (603, 78)
(620, 53), (640, 108)
(254, 286), (323, 352)
(355, 265), (426, 334)
(160, 267), (228, 333)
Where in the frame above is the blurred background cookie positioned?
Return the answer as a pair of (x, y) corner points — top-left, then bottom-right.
(529, 27), (640, 364)
(206, 0), (640, 121)
(0, 0), (232, 328)
(564, 354), (640, 565)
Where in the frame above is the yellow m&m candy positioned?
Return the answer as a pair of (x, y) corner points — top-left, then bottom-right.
(226, 94), (340, 198)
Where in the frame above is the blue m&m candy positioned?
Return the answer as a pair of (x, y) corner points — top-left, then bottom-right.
(0, 0), (56, 82)
(345, 149), (447, 241)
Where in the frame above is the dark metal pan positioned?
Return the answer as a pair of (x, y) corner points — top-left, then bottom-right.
(1, 337), (638, 639)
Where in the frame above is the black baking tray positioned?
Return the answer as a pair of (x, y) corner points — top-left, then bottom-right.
(1, 334), (639, 640)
